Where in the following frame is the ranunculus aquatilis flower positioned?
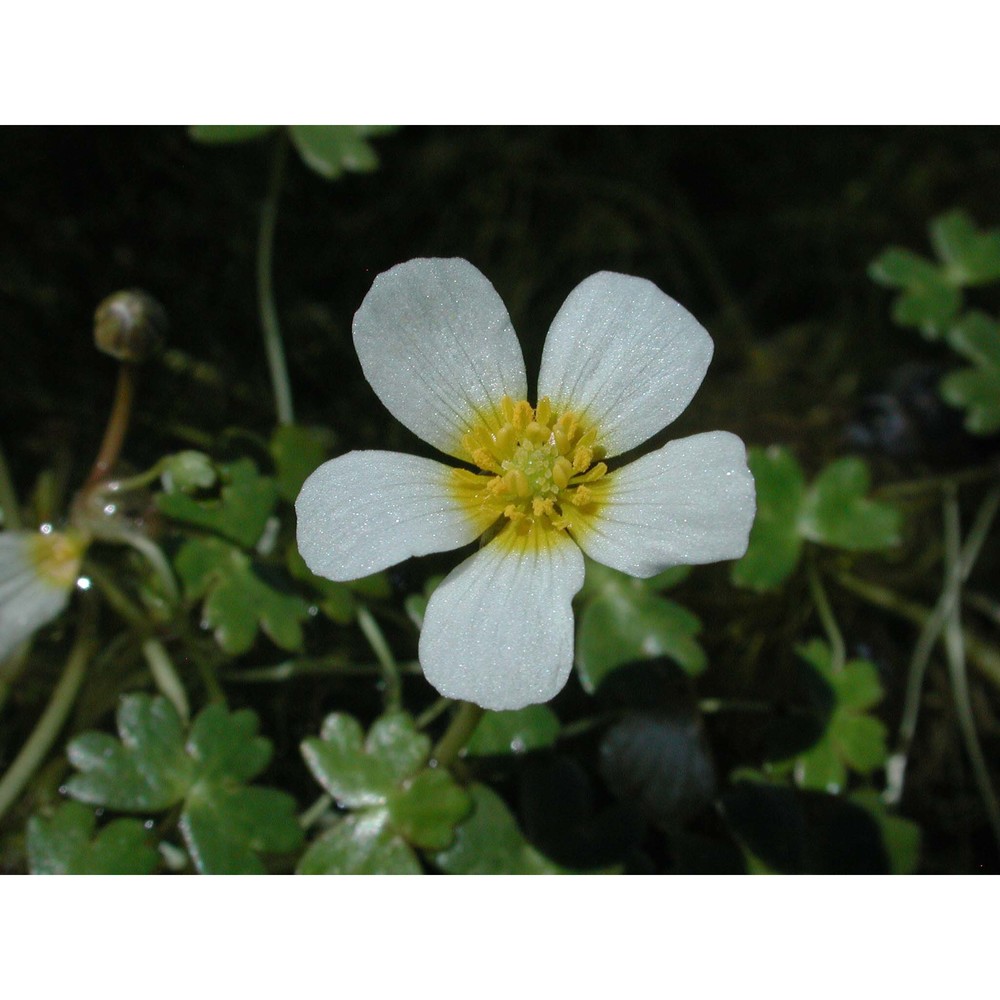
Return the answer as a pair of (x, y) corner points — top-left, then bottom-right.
(296, 259), (756, 711)
(0, 528), (85, 663)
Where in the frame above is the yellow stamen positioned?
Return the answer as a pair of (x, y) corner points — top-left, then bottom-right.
(451, 395), (607, 545)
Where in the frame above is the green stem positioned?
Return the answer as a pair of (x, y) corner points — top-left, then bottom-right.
(298, 794), (333, 830)
(0, 437), (22, 530)
(940, 487), (1000, 850)
(415, 698), (452, 730)
(0, 604), (97, 823)
(111, 529), (179, 606)
(142, 638), (190, 723)
(257, 132), (294, 426)
(835, 574), (1000, 692)
(431, 702), (485, 769)
(357, 606), (401, 712)
(808, 557), (845, 673)
(85, 562), (148, 629)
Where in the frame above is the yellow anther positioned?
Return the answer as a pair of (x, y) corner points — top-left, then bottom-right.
(535, 397), (552, 425)
(571, 485), (592, 507)
(552, 456), (573, 489)
(500, 395), (516, 422)
(472, 448), (501, 473)
(572, 445), (593, 473)
(532, 496), (555, 517)
(503, 504), (525, 522)
(511, 400), (534, 432)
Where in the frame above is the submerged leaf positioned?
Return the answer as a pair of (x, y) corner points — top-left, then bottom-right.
(176, 536), (309, 653)
(27, 802), (159, 875)
(65, 695), (302, 874)
(157, 458), (278, 548)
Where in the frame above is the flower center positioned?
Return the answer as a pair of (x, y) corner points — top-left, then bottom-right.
(452, 395), (607, 539)
(27, 529), (86, 589)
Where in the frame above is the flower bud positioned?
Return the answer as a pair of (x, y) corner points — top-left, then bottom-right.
(94, 290), (167, 363)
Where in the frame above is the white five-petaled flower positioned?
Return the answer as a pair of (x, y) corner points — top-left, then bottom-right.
(296, 259), (756, 711)
(0, 528), (86, 663)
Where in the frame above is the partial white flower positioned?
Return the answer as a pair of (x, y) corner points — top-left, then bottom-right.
(297, 259), (756, 710)
(0, 529), (85, 663)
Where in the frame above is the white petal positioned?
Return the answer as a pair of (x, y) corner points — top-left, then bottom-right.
(537, 272), (714, 457)
(569, 431), (756, 577)
(353, 258), (528, 459)
(419, 530), (584, 711)
(296, 450), (483, 582)
(0, 532), (73, 662)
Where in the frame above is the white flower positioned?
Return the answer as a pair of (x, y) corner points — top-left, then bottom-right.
(296, 259), (756, 711)
(0, 528), (86, 663)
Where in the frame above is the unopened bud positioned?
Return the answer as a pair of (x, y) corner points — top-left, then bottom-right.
(94, 290), (167, 363)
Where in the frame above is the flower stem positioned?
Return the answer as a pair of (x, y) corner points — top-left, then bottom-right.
(356, 606), (401, 712)
(142, 638), (190, 723)
(84, 363), (136, 490)
(431, 702), (485, 769)
(807, 557), (845, 673)
(0, 602), (97, 824)
(940, 486), (1000, 851)
(257, 132), (294, 426)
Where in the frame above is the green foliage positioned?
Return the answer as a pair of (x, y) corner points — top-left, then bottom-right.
(467, 706), (561, 756)
(159, 450), (216, 494)
(773, 639), (889, 792)
(432, 784), (567, 874)
(732, 448), (901, 591)
(730, 446), (805, 590)
(799, 458), (902, 551)
(176, 536), (309, 654)
(188, 125), (274, 144)
(873, 210), (1000, 438)
(27, 801), (159, 874)
(850, 790), (921, 875)
(939, 311), (1000, 434)
(288, 126), (395, 180)
(868, 248), (961, 338)
(65, 695), (302, 873)
(575, 560), (704, 690)
(930, 210), (1000, 287)
(188, 125), (396, 181)
(269, 424), (334, 503)
(870, 209), (1000, 338)
(298, 713), (470, 874)
(157, 458), (277, 548)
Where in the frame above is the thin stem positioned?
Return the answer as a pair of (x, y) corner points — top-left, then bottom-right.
(84, 363), (136, 489)
(876, 466), (999, 499)
(835, 574), (1000, 692)
(881, 486), (1000, 804)
(357, 606), (401, 712)
(142, 638), (190, 723)
(808, 558), (845, 673)
(941, 487), (1000, 851)
(109, 529), (179, 606)
(0, 603), (97, 823)
(415, 698), (452, 730)
(431, 702), (485, 769)
(0, 437), (22, 530)
(298, 794), (333, 830)
(257, 132), (294, 426)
